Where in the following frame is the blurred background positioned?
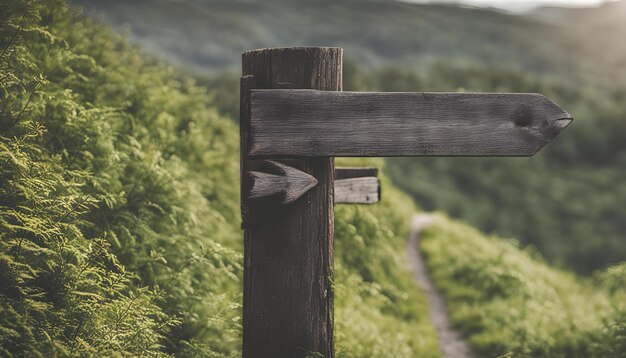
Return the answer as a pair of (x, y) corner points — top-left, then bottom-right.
(73, 0), (626, 274)
(2, 0), (625, 356)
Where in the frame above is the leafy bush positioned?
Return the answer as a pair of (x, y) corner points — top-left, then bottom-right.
(1, 1), (439, 356)
(334, 158), (439, 358)
(420, 216), (621, 357)
(1, 0), (242, 355)
(355, 63), (626, 275)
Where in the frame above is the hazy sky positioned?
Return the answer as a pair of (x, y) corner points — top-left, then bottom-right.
(405, 0), (608, 12)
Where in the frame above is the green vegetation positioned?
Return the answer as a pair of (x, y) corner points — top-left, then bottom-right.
(1, 1), (242, 355)
(372, 63), (626, 274)
(420, 215), (625, 357)
(71, 0), (626, 87)
(2, 0), (625, 356)
(0, 1), (438, 356)
(73, 0), (626, 275)
(335, 158), (439, 357)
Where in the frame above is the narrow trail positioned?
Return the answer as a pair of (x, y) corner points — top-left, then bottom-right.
(406, 214), (473, 358)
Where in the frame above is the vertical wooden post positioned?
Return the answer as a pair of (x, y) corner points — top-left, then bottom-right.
(241, 47), (342, 358)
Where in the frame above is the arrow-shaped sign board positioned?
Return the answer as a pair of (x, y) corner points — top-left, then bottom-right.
(248, 90), (572, 157)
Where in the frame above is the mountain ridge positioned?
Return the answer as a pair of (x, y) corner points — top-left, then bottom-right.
(67, 1), (574, 70)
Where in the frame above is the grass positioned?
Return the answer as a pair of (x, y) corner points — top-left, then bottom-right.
(420, 215), (622, 357)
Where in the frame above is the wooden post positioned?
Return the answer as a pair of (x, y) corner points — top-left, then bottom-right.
(241, 47), (342, 358)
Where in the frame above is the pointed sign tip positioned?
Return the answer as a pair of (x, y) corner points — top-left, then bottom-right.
(553, 116), (573, 130)
(281, 175), (317, 204)
(542, 94), (573, 131)
(525, 112), (573, 157)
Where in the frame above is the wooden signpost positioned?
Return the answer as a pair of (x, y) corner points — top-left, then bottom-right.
(240, 47), (572, 358)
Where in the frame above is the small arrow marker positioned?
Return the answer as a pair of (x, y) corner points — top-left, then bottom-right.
(246, 160), (318, 204)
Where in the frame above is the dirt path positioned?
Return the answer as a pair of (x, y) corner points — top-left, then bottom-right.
(406, 214), (473, 358)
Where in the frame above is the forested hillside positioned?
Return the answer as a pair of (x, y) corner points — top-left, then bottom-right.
(0, 1), (441, 356)
(70, 0), (626, 274)
(71, 0), (626, 88)
(531, 0), (626, 81)
(375, 62), (626, 273)
(72, 0), (561, 73)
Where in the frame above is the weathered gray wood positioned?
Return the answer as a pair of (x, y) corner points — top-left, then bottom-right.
(246, 160), (318, 204)
(247, 164), (383, 205)
(249, 90), (573, 157)
(240, 75), (254, 228)
(335, 167), (378, 180)
(335, 177), (380, 204)
(241, 47), (341, 358)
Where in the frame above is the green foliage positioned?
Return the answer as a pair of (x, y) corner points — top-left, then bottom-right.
(71, 0), (626, 88)
(1, 0), (241, 355)
(7, 0), (621, 356)
(334, 158), (440, 358)
(592, 308), (626, 358)
(1, 1), (441, 356)
(359, 63), (626, 274)
(591, 262), (626, 357)
(73, 0), (626, 274)
(419, 216), (622, 357)
(595, 263), (626, 295)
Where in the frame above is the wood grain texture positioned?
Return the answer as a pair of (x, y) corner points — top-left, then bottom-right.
(241, 47), (341, 358)
(335, 177), (380, 204)
(249, 90), (573, 157)
(246, 160), (318, 204)
(240, 75), (254, 227)
(335, 167), (378, 180)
